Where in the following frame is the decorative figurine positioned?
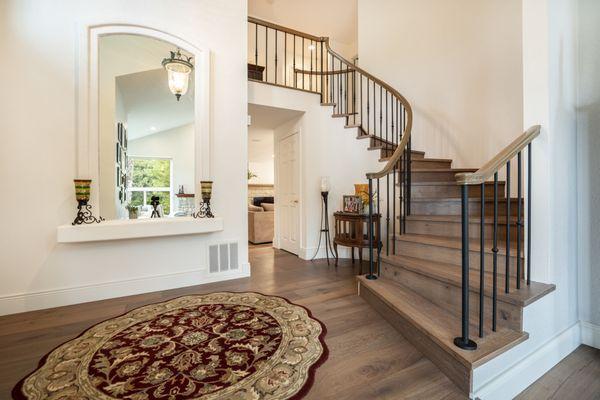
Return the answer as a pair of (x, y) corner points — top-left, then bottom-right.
(150, 195), (161, 218)
(193, 181), (214, 218)
(72, 179), (104, 225)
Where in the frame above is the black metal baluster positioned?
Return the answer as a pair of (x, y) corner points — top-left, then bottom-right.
(284, 33), (287, 86)
(377, 178), (381, 276)
(345, 64), (348, 115)
(320, 41), (323, 99)
(386, 90), (389, 144)
(379, 86), (383, 142)
(302, 37), (304, 90)
(392, 99), (396, 255)
(274, 29), (278, 85)
(505, 161), (511, 293)
(265, 27), (268, 83)
(254, 23), (258, 72)
(367, 78), (370, 134)
(517, 152), (523, 289)
(455, 185), (477, 350)
(367, 178), (377, 280)
(407, 135), (412, 216)
(527, 143), (532, 285)
(479, 183), (485, 338)
(309, 39), (313, 91)
(492, 173), (499, 331)
(352, 69), (356, 125)
(293, 35), (296, 88)
(373, 81), (376, 138)
(338, 59), (342, 113)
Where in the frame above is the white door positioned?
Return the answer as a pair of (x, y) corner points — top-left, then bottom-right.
(278, 132), (300, 255)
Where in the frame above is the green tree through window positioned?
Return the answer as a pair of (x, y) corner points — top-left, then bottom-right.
(128, 158), (172, 215)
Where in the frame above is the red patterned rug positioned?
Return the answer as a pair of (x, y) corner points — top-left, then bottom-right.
(13, 292), (327, 400)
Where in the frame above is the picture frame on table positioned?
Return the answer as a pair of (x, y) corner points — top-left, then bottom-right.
(343, 195), (363, 214)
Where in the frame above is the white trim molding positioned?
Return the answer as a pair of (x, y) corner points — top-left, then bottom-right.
(581, 321), (600, 349)
(472, 323), (581, 400)
(0, 262), (251, 316)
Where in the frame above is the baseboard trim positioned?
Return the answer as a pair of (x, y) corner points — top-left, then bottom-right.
(472, 322), (581, 400)
(581, 320), (600, 349)
(0, 265), (250, 316)
(299, 246), (353, 261)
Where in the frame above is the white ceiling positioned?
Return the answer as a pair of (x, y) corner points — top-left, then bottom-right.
(248, 103), (303, 129)
(248, 103), (303, 163)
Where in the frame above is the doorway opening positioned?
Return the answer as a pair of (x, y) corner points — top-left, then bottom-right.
(247, 103), (303, 254)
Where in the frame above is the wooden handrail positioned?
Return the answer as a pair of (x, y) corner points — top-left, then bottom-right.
(321, 39), (413, 180)
(248, 16), (324, 42)
(455, 125), (541, 185)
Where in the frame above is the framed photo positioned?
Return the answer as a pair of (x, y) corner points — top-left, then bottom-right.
(343, 195), (363, 214)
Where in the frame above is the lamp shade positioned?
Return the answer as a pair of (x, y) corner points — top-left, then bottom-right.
(162, 50), (194, 101)
(74, 179), (92, 204)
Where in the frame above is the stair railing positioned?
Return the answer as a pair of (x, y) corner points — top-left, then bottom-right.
(453, 125), (541, 350)
(248, 17), (414, 280)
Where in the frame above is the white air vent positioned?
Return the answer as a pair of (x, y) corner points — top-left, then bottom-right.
(208, 241), (239, 273)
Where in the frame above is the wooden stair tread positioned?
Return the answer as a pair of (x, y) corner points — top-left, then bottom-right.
(332, 112), (358, 117)
(410, 168), (477, 173)
(409, 196), (519, 203)
(357, 275), (528, 368)
(407, 214), (518, 224)
(410, 180), (505, 186)
(380, 253), (556, 307)
(395, 233), (521, 255)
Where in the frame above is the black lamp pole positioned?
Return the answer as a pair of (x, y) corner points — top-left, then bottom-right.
(312, 190), (337, 264)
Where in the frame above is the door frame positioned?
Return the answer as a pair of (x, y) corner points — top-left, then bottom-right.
(274, 128), (302, 255)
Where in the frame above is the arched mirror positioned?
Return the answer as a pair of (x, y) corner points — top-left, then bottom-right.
(98, 34), (196, 220)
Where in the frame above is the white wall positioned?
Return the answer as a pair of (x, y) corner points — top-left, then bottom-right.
(472, 0), (582, 397)
(129, 123), (195, 206)
(248, 0), (357, 58)
(357, 0), (523, 170)
(577, 0), (600, 334)
(0, 0), (248, 315)
(249, 81), (386, 259)
(248, 126), (275, 184)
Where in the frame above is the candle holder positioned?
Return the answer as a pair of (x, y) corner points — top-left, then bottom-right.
(193, 181), (214, 218)
(312, 177), (337, 265)
(72, 179), (104, 225)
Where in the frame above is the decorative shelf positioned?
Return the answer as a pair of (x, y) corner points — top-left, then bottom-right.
(57, 217), (223, 243)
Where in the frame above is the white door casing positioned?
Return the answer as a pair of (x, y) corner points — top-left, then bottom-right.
(277, 131), (300, 255)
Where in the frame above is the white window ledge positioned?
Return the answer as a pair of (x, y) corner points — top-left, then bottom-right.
(57, 217), (223, 243)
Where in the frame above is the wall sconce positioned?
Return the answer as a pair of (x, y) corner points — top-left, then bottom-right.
(193, 181), (214, 218)
(72, 179), (104, 225)
(162, 49), (194, 101)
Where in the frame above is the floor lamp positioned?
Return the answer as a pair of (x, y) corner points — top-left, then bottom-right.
(312, 177), (337, 265)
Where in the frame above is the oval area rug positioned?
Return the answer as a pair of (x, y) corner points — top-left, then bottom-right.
(13, 292), (327, 400)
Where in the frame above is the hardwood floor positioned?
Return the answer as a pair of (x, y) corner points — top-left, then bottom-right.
(516, 345), (600, 400)
(0, 246), (598, 399)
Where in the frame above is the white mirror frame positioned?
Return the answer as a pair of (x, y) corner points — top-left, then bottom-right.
(76, 24), (211, 208)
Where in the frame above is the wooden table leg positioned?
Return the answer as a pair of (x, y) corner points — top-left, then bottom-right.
(334, 242), (339, 266)
(351, 247), (355, 264)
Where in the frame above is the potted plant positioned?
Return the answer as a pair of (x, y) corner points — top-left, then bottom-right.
(126, 204), (139, 219)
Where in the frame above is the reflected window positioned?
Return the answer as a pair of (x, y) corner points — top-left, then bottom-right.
(128, 157), (173, 216)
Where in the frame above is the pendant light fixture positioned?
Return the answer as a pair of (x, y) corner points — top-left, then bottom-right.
(162, 49), (194, 101)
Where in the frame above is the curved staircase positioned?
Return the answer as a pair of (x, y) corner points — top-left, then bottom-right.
(248, 17), (555, 396)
